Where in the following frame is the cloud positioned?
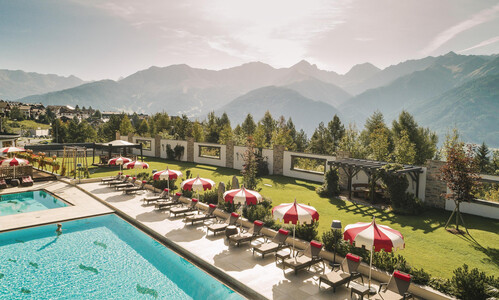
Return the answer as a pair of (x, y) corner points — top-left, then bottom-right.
(458, 36), (499, 52)
(421, 3), (499, 56)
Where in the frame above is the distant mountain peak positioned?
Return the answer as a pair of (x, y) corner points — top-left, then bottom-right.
(346, 63), (380, 75)
(291, 60), (318, 71)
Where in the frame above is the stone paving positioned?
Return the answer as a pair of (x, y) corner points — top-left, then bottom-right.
(80, 181), (384, 300)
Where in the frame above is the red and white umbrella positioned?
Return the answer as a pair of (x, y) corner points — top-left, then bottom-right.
(153, 168), (182, 181)
(0, 156), (29, 166)
(0, 146), (26, 154)
(108, 156), (132, 173)
(0, 156), (29, 178)
(223, 185), (262, 206)
(124, 161), (149, 169)
(108, 156), (132, 166)
(272, 199), (319, 254)
(180, 176), (215, 192)
(153, 168), (183, 191)
(344, 217), (405, 291)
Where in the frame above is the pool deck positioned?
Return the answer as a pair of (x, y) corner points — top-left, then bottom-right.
(78, 181), (384, 300)
(0, 181), (112, 232)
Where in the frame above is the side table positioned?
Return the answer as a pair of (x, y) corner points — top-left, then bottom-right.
(350, 282), (370, 300)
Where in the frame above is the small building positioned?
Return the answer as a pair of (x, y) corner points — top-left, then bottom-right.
(29, 128), (50, 137)
(0, 133), (21, 147)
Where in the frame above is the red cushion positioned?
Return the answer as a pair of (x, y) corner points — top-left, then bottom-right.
(231, 212), (239, 218)
(393, 271), (411, 282)
(191, 198), (198, 202)
(175, 192), (182, 196)
(346, 253), (360, 262)
(118, 172), (122, 175)
(125, 175), (130, 177)
(254, 220), (263, 226)
(310, 241), (322, 249)
(164, 188), (169, 192)
(209, 204), (216, 208)
(132, 177), (136, 180)
(142, 180), (147, 183)
(278, 229), (290, 236)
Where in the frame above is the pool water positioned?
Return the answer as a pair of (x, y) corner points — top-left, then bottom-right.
(0, 190), (68, 216)
(0, 214), (243, 299)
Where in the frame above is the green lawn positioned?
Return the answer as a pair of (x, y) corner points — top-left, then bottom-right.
(7, 120), (51, 132)
(67, 156), (498, 279)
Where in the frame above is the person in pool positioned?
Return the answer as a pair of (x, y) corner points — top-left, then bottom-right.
(56, 223), (62, 235)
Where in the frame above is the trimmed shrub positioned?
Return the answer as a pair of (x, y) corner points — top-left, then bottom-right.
(451, 264), (496, 300)
(200, 190), (218, 204)
(284, 222), (319, 242)
(316, 168), (341, 198)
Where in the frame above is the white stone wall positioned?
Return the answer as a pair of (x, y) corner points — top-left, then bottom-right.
(160, 139), (188, 161)
(446, 198), (499, 220)
(282, 151), (335, 182)
(193, 142), (226, 167)
(131, 137), (155, 157)
(233, 146), (274, 175)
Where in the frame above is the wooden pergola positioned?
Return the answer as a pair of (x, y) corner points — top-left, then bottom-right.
(328, 158), (424, 202)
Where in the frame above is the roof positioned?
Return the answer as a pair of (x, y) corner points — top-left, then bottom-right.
(99, 139), (137, 146)
(328, 158), (423, 174)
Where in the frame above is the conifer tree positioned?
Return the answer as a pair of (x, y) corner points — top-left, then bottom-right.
(475, 142), (490, 173)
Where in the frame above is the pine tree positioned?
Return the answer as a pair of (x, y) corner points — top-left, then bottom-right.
(327, 114), (345, 154)
(137, 119), (150, 136)
(253, 123), (267, 148)
(218, 123), (233, 144)
(241, 137), (260, 190)
(308, 122), (332, 155)
(191, 121), (205, 142)
(368, 127), (391, 162)
(241, 114), (256, 136)
(295, 130), (308, 152)
(475, 142), (490, 173)
(260, 111), (276, 146)
(394, 130), (416, 164)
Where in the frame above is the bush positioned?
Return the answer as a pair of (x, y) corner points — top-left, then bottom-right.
(200, 190), (218, 204)
(316, 168), (341, 197)
(284, 222), (319, 242)
(242, 198), (274, 227)
(136, 172), (152, 182)
(166, 144), (175, 160)
(152, 179), (177, 192)
(428, 277), (453, 295)
(451, 264), (495, 300)
(321, 229), (343, 252)
(174, 145), (184, 160)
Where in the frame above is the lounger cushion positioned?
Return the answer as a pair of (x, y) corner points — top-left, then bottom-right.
(278, 229), (290, 235)
(393, 271), (411, 282)
(176, 192), (182, 196)
(284, 255), (311, 267)
(192, 198), (198, 202)
(310, 241), (322, 249)
(346, 253), (360, 262)
(164, 188), (169, 192)
(320, 270), (351, 286)
(209, 204), (216, 208)
(208, 223), (227, 231)
(254, 220), (263, 226)
(254, 242), (279, 252)
(231, 212), (239, 218)
(379, 289), (405, 300)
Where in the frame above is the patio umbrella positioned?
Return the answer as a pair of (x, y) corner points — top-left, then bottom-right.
(0, 146), (26, 154)
(108, 156), (132, 173)
(272, 199), (319, 255)
(0, 156), (30, 178)
(180, 175), (215, 199)
(153, 168), (183, 191)
(223, 185), (262, 206)
(343, 216), (405, 292)
(124, 160), (149, 176)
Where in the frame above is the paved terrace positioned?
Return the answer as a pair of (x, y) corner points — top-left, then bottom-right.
(79, 180), (389, 300)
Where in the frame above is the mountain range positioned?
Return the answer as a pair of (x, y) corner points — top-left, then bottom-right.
(2, 52), (498, 147)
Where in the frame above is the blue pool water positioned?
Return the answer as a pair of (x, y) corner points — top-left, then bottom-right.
(0, 214), (243, 299)
(0, 190), (68, 216)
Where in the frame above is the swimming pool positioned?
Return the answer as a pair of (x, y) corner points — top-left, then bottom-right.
(0, 214), (243, 299)
(0, 190), (68, 217)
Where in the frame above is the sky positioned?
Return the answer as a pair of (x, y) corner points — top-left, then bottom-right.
(1, 0), (499, 80)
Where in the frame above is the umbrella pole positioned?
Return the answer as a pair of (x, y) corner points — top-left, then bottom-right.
(293, 225), (296, 257)
(369, 245), (373, 290)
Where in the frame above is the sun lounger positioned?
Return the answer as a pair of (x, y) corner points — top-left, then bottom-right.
(21, 176), (34, 187)
(169, 198), (198, 217)
(377, 270), (413, 300)
(154, 193), (182, 211)
(108, 175), (130, 186)
(252, 228), (290, 258)
(0, 178), (6, 189)
(115, 177), (137, 190)
(206, 212), (240, 236)
(142, 188), (169, 204)
(184, 204), (217, 225)
(101, 172), (122, 183)
(228, 220), (264, 247)
(319, 253), (363, 292)
(123, 180), (146, 194)
(281, 240), (325, 275)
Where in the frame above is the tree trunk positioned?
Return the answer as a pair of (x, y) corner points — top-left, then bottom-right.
(455, 200), (460, 231)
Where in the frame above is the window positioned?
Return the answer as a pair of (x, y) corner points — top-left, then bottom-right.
(291, 156), (326, 174)
(136, 139), (152, 151)
(199, 145), (221, 159)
